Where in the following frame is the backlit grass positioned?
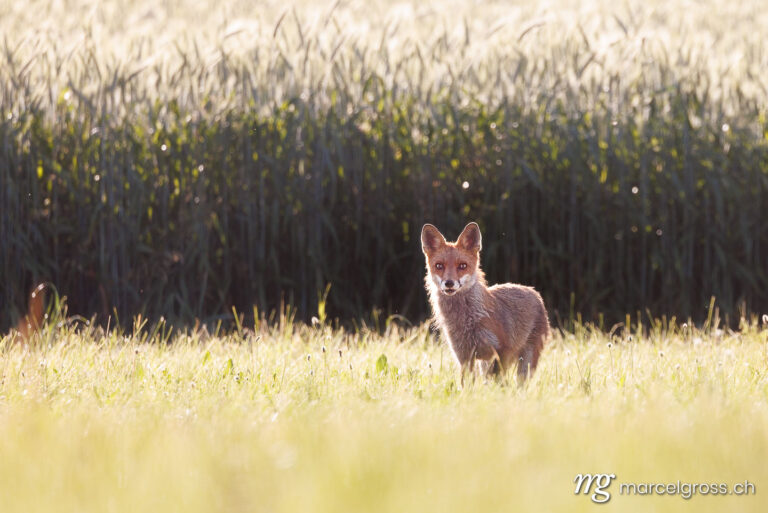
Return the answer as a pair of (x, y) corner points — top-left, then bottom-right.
(1, 318), (766, 512)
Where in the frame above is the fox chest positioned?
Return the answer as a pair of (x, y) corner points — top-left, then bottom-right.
(437, 305), (503, 360)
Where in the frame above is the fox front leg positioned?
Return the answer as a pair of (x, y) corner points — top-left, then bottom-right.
(455, 346), (478, 388)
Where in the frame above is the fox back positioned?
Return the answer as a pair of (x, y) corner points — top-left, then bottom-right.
(422, 222), (549, 379)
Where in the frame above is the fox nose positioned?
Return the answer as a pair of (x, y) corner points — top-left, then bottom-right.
(444, 280), (455, 288)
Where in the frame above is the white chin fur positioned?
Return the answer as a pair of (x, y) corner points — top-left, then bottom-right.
(433, 274), (476, 294)
(439, 279), (463, 294)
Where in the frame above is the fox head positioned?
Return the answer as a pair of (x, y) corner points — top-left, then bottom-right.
(421, 222), (482, 296)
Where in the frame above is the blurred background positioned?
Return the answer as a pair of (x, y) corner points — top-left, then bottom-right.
(1, 0), (767, 329)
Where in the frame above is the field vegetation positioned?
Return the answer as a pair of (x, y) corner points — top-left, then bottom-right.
(2, 0), (768, 327)
(1, 310), (767, 512)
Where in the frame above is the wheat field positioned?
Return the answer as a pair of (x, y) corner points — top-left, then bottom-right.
(3, 0), (768, 325)
(1, 316), (767, 512)
(4, 0), (766, 109)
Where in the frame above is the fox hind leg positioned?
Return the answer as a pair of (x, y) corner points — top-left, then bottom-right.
(477, 358), (502, 378)
(487, 358), (501, 376)
(517, 347), (534, 381)
(484, 346), (503, 378)
(517, 330), (545, 382)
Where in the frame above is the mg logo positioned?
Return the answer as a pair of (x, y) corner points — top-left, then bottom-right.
(574, 473), (616, 503)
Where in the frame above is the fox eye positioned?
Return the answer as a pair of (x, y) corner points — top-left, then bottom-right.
(435, 263), (444, 270)
(458, 263), (467, 270)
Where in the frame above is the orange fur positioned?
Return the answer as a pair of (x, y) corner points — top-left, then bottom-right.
(422, 223), (549, 382)
(14, 284), (47, 338)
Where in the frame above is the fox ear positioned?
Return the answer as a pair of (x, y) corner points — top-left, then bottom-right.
(456, 222), (482, 252)
(421, 224), (446, 254)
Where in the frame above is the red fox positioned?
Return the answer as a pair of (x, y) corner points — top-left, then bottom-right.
(421, 222), (549, 381)
(14, 284), (47, 339)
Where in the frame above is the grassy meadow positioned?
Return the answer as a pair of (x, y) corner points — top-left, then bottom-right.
(1, 316), (767, 512)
